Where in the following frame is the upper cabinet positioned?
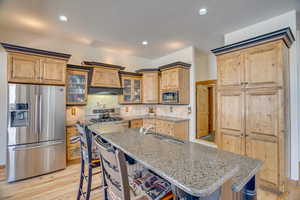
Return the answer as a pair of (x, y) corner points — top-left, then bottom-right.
(136, 69), (160, 104)
(119, 72), (142, 104)
(2, 43), (71, 85)
(159, 62), (191, 104)
(82, 61), (124, 88)
(66, 66), (89, 105)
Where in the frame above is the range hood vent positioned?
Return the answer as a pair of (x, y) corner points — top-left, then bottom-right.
(88, 86), (123, 95)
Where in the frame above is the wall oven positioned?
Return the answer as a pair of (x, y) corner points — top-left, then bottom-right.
(161, 91), (179, 104)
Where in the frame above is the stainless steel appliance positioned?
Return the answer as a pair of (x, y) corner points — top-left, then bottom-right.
(7, 83), (66, 182)
(162, 91), (179, 104)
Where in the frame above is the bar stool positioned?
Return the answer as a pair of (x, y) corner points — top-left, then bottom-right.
(76, 122), (102, 200)
(95, 135), (149, 200)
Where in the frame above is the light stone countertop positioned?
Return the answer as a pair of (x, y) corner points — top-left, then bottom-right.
(122, 115), (190, 122)
(88, 124), (262, 197)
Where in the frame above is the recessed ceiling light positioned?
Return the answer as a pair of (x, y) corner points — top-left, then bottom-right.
(59, 15), (68, 22)
(142, 41), (148, 45)
(199, 8), (208, 16)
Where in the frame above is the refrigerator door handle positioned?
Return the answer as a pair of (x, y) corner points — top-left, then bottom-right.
(39, 93), (42, 137)
(12, 141), (65, 151)
(35, 95), (39, 135)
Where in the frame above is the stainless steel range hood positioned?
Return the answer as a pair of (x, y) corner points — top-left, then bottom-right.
(88, 86), (123, 95)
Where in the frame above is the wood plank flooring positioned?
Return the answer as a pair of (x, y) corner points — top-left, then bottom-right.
(0, 164), (300, 200)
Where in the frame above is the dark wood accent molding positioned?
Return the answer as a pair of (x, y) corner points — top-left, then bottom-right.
(211, 27), (295, 55)
(82, 61), (125, 70)
(67, 64), (91, 71)
(136, 68), (160, 73)
(0, 165), (5, 169)
(119, 71), (142, 76)
(158, 61), (191, 70)
(0, 43), (71, 59)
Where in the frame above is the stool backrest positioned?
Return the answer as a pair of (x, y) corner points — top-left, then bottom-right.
(76, 122), (93, 164)
(95, 136), (130, 200)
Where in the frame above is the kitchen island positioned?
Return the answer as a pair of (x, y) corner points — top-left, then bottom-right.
(88, 123), (262, 199)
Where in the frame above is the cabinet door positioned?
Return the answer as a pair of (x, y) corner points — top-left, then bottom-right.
(92, 68), (121, 88)
(8, 53), (40, 83)
(132, 79), (142, 103)
(66, 69), (88, 105)
(217, 52), (244, 89)
(40, 58), (66, 85)
(167, 69), (179, 89)
(218, 90), (245, 154)
(245, 88), (282, 137)
(122, 78), (132, 103)
(161, 71), (168, 90)
(143, 72), (159, 103)
(245, 41), (282, 88)
(246, 135), (279, 187)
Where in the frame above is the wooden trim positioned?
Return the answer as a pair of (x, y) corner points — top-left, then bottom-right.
(196, 80), (217, 85)
(158, 61), (191, 70)
(82, 61), (125, 70)
(119, 71), (142, 76)
(211, 27), (295, 55)
(136, 68), (160, 73)
(0, 165), (5, 169)
(1, 43), (71, 59)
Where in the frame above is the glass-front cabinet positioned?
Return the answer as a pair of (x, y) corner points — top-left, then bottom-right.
(66, 69), (89, 105)
(119, 73), (142, 104)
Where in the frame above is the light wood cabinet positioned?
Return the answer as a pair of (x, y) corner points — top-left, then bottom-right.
(155, 119), (189, 140)
(8, 53), (41, 83)
(119, 73), (142, 104)
(160, 64), (190, 104)
(40, 58), (66, 85)
(8, 53), (67, 85)
(91, 67), (121, 88)
(214, 39), (290, 192)
(66, 126), (80, 162)
(142, 71), (160, 103)
(130, 119), (143, 128)
(66, 68), (89, 105)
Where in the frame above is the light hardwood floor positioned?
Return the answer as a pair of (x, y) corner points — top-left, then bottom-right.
(0, 164), (300, 200)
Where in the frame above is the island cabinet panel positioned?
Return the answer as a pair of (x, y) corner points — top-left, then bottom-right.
(66, 126), (80, 162)
(7, 52), (67, 85)
(217, 51), (244, 90)
(8, 53), (41, 83)
(142, 72), (160, 103)
(40, 58), (66, 85)
(215, 39), (290, 193)
(91, 67), (121, 88)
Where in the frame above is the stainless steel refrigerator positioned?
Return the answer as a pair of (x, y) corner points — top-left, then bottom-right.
(7, 83), (66, 182)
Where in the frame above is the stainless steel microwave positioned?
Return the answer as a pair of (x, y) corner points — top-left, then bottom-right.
(162, 91), (179, 104)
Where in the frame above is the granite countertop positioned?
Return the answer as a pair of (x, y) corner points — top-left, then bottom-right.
(122, 115), (190, 122)
(88, 124), (262, 197)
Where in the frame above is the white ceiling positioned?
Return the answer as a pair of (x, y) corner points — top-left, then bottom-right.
(0, 0), (299, 58)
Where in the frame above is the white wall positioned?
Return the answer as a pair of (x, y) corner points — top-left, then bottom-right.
(224, 10), (299, 180)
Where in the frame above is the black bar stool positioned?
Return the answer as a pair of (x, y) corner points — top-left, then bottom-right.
(76, 122), (102, 200)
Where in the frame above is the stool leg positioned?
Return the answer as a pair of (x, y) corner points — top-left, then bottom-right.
(77, 158), (85, 200)
(85, 165), (93, 200)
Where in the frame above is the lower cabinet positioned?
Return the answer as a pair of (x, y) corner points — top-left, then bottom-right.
(66, 126), (81, 163)
(156, 120), (189, 140)
(130, 119), (143, 128)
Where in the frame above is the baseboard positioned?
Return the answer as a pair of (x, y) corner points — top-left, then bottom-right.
(0, 165), (5, 169)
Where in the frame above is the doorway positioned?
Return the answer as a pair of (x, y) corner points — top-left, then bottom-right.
(196, 80), (217, 144)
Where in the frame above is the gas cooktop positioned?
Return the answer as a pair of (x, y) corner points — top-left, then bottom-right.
(89, 117), (123, 123)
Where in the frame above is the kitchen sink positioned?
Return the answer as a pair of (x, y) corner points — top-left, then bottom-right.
(145, 132), (185, 144)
